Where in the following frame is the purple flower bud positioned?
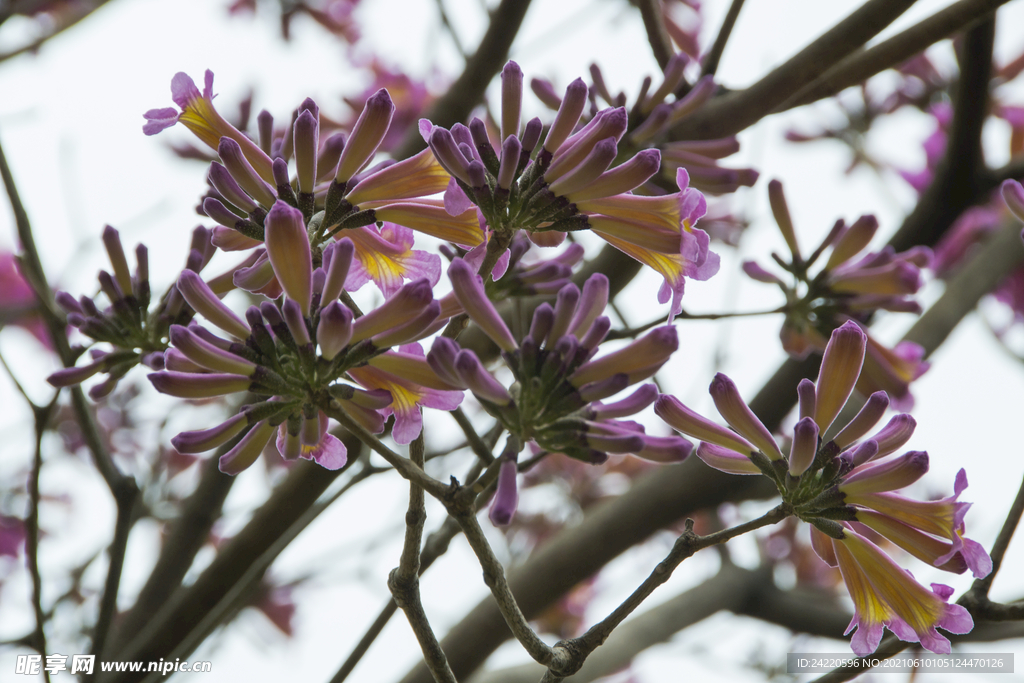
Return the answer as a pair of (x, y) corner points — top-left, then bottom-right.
(669, 74), (715, 122)
(321, 238), (354, 304)
(578, 316), (611, 354)
(141, 351), (165, 370)
(448, 259), (518, 352)
(546, 108), (627, 183)
(542, 78), (588, 155)
(219, 419), (276, 475)
(830, 261), (922, 296)
(271, 157), (291, 191)
(815, 321), (867, 432)
(521, 117), (542, 153)
(351, 278), (433, 343)
(788, 416), (819, 475)
(101, 226), (133, 295)
(531, 78), (562, 108)
(170, 325), (255, 375)
(293, 109), (319, 193)
(592, 383), (657, 419)
(585, 431), (645, 454)
(164, 349), (205, 373)
(455, 350), (512, 405)
(55, 291), (82, 315)
(203, 197), (245, 231)
(655, 394), (757, 455)
(842, 450), (929, 495)
(257, 109), (274, 155)
(47, 358), (107, 387)
(427, 337), (464, 388)
(428, 127), (472, 185)
(497, 135), (522, 190)
(501, 61), (523, 142)
(578, 373), (629, 403)
(282, 298), (311, 345)
(871, 414), (916, 459)
(742, 260), (783, 285)
(569, 274), (608, 338)
(709, 373), (784, 460)
(451, 123), (475, 151)
(148, 371), (251, 399)
(572, 326), (677, 386)
(645, 53), (688, 110)
(567, 149), (661, 203)
(209, 162), (257, 213)
(1002, 179), (1024, 221)
(370, 300), (441, 347)
(337, 90), (395, 183)
(695, 441), (762, 475)
(172, 413), (247, 453)
(317, 132), (346, 183)
(826, 215), (879, 270)
(797, 378), (816, 421)
(264, 201), (313, 314)
(233, 252), (276, 292)
(833, 391), (890, 449)
(489, 456), (519, 526)
(546, 284), (580, 346)
(630, 103), (671, 144)
(177, 270), (251, 339)
(527, 303), (554, 344)
(466, 160), (487, 188)
(633, 434), (693, 463)
(219, 137), (277, 208)
(768, 179), (800, 261)
(848, 439), (880, 467)
(316, 301), (353, 360)
(549, 137), (618, 197)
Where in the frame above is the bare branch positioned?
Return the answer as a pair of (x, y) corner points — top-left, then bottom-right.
(638, 0), (675, 70)
(700, 0), (747, 78)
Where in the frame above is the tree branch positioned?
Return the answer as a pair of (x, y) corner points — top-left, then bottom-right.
(638, 0), (675, 70)
(393, 0), (535, 158)
(781, 0), (1012, 111)
(700, 0), (747, 78)
(670, 0), (919, 140)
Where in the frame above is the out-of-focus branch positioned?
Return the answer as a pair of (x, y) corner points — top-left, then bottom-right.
(0, 1), (113, 64)
(638, 0), (675, 70)
(25, 397), (57, 673)
(700, 0), (747, 78)
(670, 0), (919, 140)
(105, 449), (361, 682)
(109, 456), (235, 653)
(781, 0), (1012, 110)
(889, 17), (994, 253)
(393, 0), (534, 158)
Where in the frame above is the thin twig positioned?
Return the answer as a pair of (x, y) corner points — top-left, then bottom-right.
(451, 407), (496, 465)
(0, 0), (112, 64)
(434, 0), (469, 59)
(389, 433), (458, 683)
(637, 0), (675, 70)
(89, 486), (138, 665)
(700, 0), (747, 78)
(26, 396), (57, 681)
(540, 505), (791, 680)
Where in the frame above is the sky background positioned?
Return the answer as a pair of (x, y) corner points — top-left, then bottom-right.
(2, 0), (1024, 680)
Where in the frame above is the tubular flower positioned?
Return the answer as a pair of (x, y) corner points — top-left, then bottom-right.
(423, 61), (719, 319)
(429, 273), (690, 472)
(344, 223), (441, 299)
(148, 75), (471, 263)
(148, 230), (447, 474)
(833, 529), (973, 656)
(654, 322), (989, 653)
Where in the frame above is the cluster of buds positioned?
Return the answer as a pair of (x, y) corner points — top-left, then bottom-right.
(428, 260), (690, 523)
(656, 321), (989, 655)
(46, 226), (222, 399)
(426, 61), (719, 319)
(743, 180), (931, 407)
(144, 71), (480, 275)
(146, 206), (455, 475)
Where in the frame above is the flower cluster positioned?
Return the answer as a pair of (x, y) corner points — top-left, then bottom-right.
(655, 321), (989, 655)
(46, 226), (222, 398)
(429, 259), (691, 523)
(743, 180), (931, 407)
(146, 204), (458, 474)
(426, 61), (720, 319)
